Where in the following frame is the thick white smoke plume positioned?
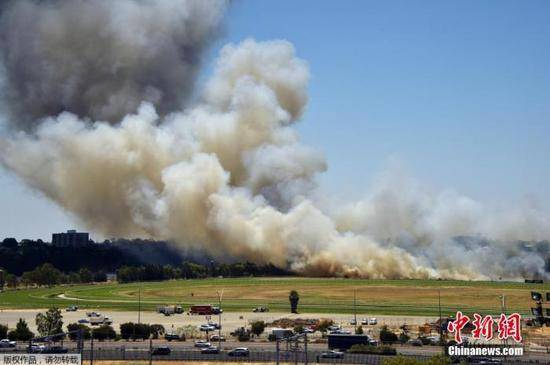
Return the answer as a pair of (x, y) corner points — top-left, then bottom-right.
(0, 0), (548, 280)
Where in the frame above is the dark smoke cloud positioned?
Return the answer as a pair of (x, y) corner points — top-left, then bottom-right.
(0, 0), (226, 129)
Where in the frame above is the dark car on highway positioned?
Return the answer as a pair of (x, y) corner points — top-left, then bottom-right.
(42, 346), (69, 354)
(151, 346), (171, 355)
(164, 333), (181, 341)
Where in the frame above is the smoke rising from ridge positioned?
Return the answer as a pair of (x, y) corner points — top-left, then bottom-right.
(0, 0), (548, 280)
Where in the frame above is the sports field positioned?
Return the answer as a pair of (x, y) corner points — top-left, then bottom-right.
(0, 278), (546, 316)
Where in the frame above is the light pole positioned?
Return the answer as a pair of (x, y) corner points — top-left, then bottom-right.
(353, 289), (357, 333)
(216, 289), (224, 349)
(138, 286), (142, 324)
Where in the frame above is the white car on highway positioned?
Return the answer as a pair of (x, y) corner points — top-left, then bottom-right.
(199, 324), (216, 332)
(0, 339), (16, 348)
(194, 340), (211, 348)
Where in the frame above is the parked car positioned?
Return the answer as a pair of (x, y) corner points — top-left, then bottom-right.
(65, 305), (78, 312)
(409, 339), (423, 346)
(199, 324), (216, 332)
(227, 348), (249, 357)
(210, 335), (226, 342)
(28, 344), (45, 353)
(201, 346), (220, 354)
(252, 306), (269, 312)
(164, 333), (181, 341)
(349, 319), (357, 325)
(194, 340), (211, 348)
(303, 327), (315, 334)
(86, 312), (101, 317)
(368, 318), (377, 325)
(361, 318), (368, 325)
(0, 339), (16, 348)
(42, 346), (68, 354)
(320, 350), (344, 359)
(208, 322), (221, 330)
(152, 346), (171, 355)
(468, 357), (503, 364)
(78, 319), (90, 324)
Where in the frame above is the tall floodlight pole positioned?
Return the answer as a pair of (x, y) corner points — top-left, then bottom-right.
(438, 289), (443, 353)
(138, 287), (142, 324)
(217, 289), (224, 349)
(353, 289), (357, 333)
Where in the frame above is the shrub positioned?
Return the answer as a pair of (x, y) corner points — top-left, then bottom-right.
(251, 321), (266, 337)
(380, 325), (398, 344)
(92, 325), (116, 341)
(355, 325), (364, 334)
(349, 344), (396, 355)
(8, 319), (34, 341)
(399, 332), (410, 344)
(119, 322), (151, 340)
(382, 355), (450, 365)
(66, 323), (91, 340)
(317, 319), (334, 333)
(150, 324), (165, 339)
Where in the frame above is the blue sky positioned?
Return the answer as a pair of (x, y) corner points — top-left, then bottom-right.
(1, 0), (550, 240)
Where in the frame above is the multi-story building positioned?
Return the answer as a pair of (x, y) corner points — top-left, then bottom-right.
(52, 230), (90, 247)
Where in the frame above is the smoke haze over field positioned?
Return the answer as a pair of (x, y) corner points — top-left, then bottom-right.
(0, 0), (548, 280)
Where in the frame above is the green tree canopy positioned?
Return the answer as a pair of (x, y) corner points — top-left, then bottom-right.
(8, 318), (34, 341)
(289, 290), (300, 313)
(36, 307), (63, 336)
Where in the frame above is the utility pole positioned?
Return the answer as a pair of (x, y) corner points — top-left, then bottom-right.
(148, 336), (153, 365)
(353, 289), (357, 333)
(217, 289), (224, 349)
(138, 287), (141, 324)
(438, 289), (444, 353)
(90, 335), (94, 365)
(304, 333), (308, 365)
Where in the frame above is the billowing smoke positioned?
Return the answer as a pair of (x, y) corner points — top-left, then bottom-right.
(0, 0), (225, 128)
(0, 0), (548, 280)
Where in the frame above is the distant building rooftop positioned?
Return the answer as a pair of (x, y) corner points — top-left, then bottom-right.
(52, 230), (90, 247)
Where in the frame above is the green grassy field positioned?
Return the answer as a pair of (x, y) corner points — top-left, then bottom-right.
(0, 277), (547, 316)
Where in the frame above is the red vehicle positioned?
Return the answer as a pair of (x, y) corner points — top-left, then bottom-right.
(190, 305), (214, 315)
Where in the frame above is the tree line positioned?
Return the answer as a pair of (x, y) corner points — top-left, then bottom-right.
(1, 263), (107, 289)
(117, 261), (290, 283)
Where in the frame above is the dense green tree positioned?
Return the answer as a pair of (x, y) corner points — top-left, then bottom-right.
(150, 324), (165, 339)
(92, 325), (116, 341)
(66, 323), (91, 340)
(93, 271), (107, 282)
(119, 322), (151, 340)
(0, 324), (8, 339)
(250, 321), (266, 337)
(78, 268), (93, 283)
(1, 238), (18, 249)
(289, 290), (300, 313)
(8, 319), (34, 341)
(5, 273), (17, 289)
(36, 307), (64, 336)
(380, 325), (398, 344)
